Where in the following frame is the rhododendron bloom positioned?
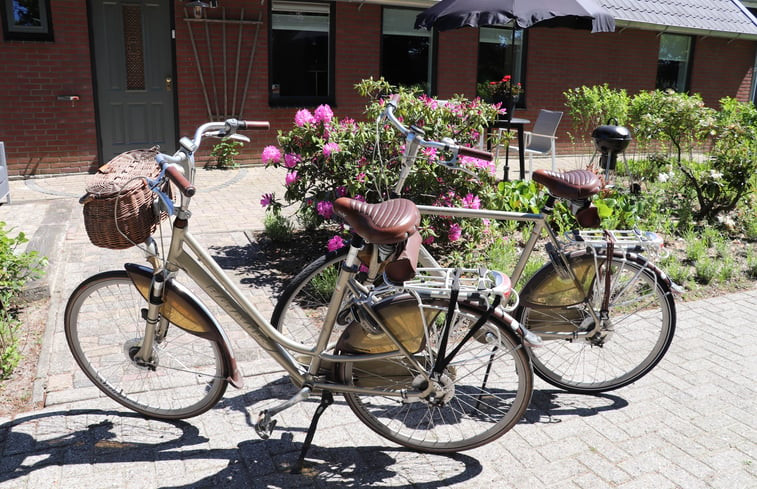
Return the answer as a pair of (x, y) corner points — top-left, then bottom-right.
(327, 235), (346, 252)
(294, 109), (316, 127)
(422, 147), (438, 161)
(462, 193), (481, 210)
(260, 193), (274, 208)
(323, 142), (340, 157)
(423, 235), (435, 245)
(448, 223), (462, 242)
(356, 172), (366, 183)
(316, 200), (334, 219)
(261, 145), (281, 164)
(314, 104), (334, 124)
(335, 186), (347, 197)
(285, 171), (299, 186)
(353, 194), (366, 202)
(284, 153), (300, 169)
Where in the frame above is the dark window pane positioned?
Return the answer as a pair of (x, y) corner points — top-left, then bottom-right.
(477, 43), (510, 83)
(656, 34), (691, 92)
(271, 30), (329, 97)
(270, 1), (331, 103)
(382, 35), (429, 89)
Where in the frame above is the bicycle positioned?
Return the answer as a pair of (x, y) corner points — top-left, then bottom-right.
(272, 95), (681, 395)
(64, 118), (535, 469)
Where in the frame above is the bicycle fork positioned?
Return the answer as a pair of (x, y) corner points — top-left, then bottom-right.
(133, 272), (169, 369)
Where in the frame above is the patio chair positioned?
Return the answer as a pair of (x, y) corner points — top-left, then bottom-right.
(509, 109), (563, 177)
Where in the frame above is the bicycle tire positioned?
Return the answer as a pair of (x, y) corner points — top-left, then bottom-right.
(519, 252), (676, 394)
(339, 298), (533, 453)
(64, 270), (228, 419)
(271, 246), (361, 349)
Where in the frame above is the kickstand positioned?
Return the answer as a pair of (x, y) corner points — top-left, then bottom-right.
(291, 391), (334, 474)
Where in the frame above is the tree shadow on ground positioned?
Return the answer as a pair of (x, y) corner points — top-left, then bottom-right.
(208, 228), (339, 297)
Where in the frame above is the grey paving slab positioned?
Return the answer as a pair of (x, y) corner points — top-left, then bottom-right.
(0, 164), (755, 488)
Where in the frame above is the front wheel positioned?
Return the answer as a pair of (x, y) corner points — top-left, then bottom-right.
(64, 271), (228, 419)
(340, 299), (533, 453)
(519, 252), (676, 394)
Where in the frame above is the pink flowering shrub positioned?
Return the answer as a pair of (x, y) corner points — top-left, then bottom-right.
(262, 78), (501, 245)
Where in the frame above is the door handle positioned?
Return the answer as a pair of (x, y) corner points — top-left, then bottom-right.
(165, 77), (173, 91)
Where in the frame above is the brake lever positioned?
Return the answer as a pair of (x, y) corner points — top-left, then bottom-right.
(439, 157), (479, 179)
(226, 133), (250, 143)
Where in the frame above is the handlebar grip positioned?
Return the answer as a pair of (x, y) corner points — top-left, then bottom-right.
(458, 146), (494, 162)
(165, 165), (196, 197)
(238, 120), (270, 131)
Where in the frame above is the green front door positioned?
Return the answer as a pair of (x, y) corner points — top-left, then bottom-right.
(90, 0), (176, 160)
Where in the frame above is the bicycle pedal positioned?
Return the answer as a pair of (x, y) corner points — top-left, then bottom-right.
(254, 410), (277, 440)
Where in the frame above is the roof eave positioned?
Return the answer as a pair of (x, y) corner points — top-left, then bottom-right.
(613, 19), (757, 40)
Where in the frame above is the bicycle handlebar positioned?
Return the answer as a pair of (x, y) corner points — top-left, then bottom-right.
(383, 95), (494, 163)
(156, 118), (270, 198)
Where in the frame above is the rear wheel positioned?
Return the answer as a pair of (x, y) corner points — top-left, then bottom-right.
(519, 253), (676, 393)
(64, 271), (228, 419)
(271, 246), (369, 349)
(340, 299), (532, 453)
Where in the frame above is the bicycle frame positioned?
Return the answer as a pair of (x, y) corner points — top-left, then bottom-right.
(135, 176), (470, 402)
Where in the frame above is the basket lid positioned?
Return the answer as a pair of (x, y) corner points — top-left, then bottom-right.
(85, 148), (160, 197)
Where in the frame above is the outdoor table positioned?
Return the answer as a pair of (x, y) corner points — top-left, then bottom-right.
(487, 117), (530, 181)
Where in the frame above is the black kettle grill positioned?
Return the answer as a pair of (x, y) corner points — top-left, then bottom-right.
(591, 120), (632, 175)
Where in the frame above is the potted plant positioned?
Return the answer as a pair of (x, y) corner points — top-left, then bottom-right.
(477, 75), (524, 121)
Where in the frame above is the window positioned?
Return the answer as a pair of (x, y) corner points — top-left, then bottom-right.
(1, 0), (54, 41)
(270, 1), (333, 106)
(477, 26), (525, 103)
(382, 8), (434, 93)
(656, 33), (693, 92)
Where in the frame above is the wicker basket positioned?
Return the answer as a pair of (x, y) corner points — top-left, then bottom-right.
(81, 148), (166, 250)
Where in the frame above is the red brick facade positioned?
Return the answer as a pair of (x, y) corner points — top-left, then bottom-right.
(0, 1), (754, 176)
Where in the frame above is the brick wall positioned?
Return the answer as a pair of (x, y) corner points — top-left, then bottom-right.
(0, 1), (97, 176)
(1, 2), (755, 176)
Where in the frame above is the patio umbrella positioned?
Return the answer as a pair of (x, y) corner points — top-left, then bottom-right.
(415, 0), (615, 33)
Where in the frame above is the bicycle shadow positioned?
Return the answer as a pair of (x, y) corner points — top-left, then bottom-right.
(524, 388), (629, 424)
(0, 407), (482, 489)
(0, 374), (629, 488)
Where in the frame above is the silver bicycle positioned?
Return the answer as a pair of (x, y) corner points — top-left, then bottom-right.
(272, 95), (681, 395)
(64, 118), (535, 468)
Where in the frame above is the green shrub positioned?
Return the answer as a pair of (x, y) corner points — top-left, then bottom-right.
(628, 90), (715, 163)
(661, 256), (692, 286)
(0, 308), (21, 379)
(263, 211), (294, 243)
(210, 137), (244, 169)
(563, 84), (630, 148)
(746, 246), (757, 279)
(0, 222), (46, 379)
(717, 256), (736, 282)
(262, 77), (500, 246)
(683, 230), (707, 262)
(694, 257), (718, 285)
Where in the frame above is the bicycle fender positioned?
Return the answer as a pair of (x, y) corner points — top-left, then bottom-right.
(124, 263), (244, 389)
(520, 249), (677, 309)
